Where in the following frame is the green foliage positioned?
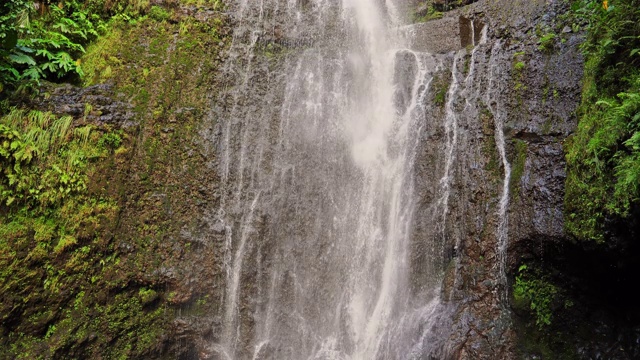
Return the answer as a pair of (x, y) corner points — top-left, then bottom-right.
(513, 52), (526, 75)
(512, 51), (527, 103)
(0, 0), (31, 92)
(538, 32), (558, 52)
(2, 3), (230, 356)
(0, 106), (168, 359)
(513, 264), (559, 328)
(180, 0), (225, 8)
(0, 109), (99, 208)
(1, 0), (109, 95)
(565, 0), (640, 242)
(98, 131), (123, 150)
(413, 6), (443, 23)
(0, 0), (184, 95)
(138, 287), (158, 305)
(0, 0), (30, 48)
(432, 73), (450, 107)
(574, 0), (640, 92)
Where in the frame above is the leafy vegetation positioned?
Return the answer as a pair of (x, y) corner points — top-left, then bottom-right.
(432, 72), (450, 107)
(512, 51), (527, 93)
(0, 109), (90, 207)
(565, 0), (640, 242)
(413, 6), (444, 23)
(538, 32), (558, 53)
(1, 0), (232, 356)
(0, 108), (172, 359)
(513, 264), (562, 328)
(1, 0), (223, 97)
(0, 0), (108, 95)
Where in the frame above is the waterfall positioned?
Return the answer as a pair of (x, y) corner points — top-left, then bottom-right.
(211, 1), (489, 358)
(486, 39), (511, 296)
(437, 51), (462, 256)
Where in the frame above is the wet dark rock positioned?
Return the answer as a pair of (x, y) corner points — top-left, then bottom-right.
(432, 0), (480, 12)
(394, 50), (419, 115)
(23, 82), (137, 127)
(415, 0), (588, 358)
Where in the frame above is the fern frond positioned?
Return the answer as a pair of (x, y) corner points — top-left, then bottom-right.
(50, 115), (73, 146)
(73, 126), (91, 147)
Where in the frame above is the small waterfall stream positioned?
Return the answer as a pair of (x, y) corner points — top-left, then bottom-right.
(211, 0), (508, 358)
(437, 51), (462, 260)
(486, 39), (511, 296)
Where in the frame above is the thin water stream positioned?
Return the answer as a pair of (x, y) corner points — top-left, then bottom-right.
(486, 39), (511, 296)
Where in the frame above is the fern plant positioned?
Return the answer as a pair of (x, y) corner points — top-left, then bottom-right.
(1, 0), (107, 95)
(0, 109), (98, 208)
(565, 0), (640, 241)
(513, 264), (559, 328)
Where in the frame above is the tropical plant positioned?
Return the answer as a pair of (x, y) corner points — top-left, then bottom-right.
(513, 264), (559, 328)
(1, 0), (108, 96)
(0, 0), (32, 92)
(565, 0), (640, 241)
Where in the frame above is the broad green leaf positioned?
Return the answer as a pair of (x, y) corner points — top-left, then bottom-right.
(40, 61), (58, 73)
(8, 53), (36, 66)
(15, 45), (34, 53)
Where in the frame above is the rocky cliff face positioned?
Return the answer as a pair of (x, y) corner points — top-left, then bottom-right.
(195, 0), (621, 358)
(200, 0), (588, 358)
(5, 0), (639, 359)
(426, 0), (584, 358)
(432, 1), (640, 359)
(1, 5), (232, 359)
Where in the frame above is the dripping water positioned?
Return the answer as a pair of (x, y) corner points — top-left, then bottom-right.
(437, 51), (463, 253)
(486, 39), (511, 296)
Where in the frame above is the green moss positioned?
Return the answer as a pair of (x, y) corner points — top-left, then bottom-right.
(0, 108), (169, 358)
(414, 10), (444, 23)
(432, 72), (450, 108)
(512, 262), (582, 360)
(538, 32), (557, 53)
(512, 51), (528, 104)
(2, 2), (230, 357)
(148, 5), (171, 22)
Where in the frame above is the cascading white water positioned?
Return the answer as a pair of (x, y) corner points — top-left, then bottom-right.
(437, 51), (463, 258)
(213, 1), (484, 359)
(486, 39), (511, 295)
